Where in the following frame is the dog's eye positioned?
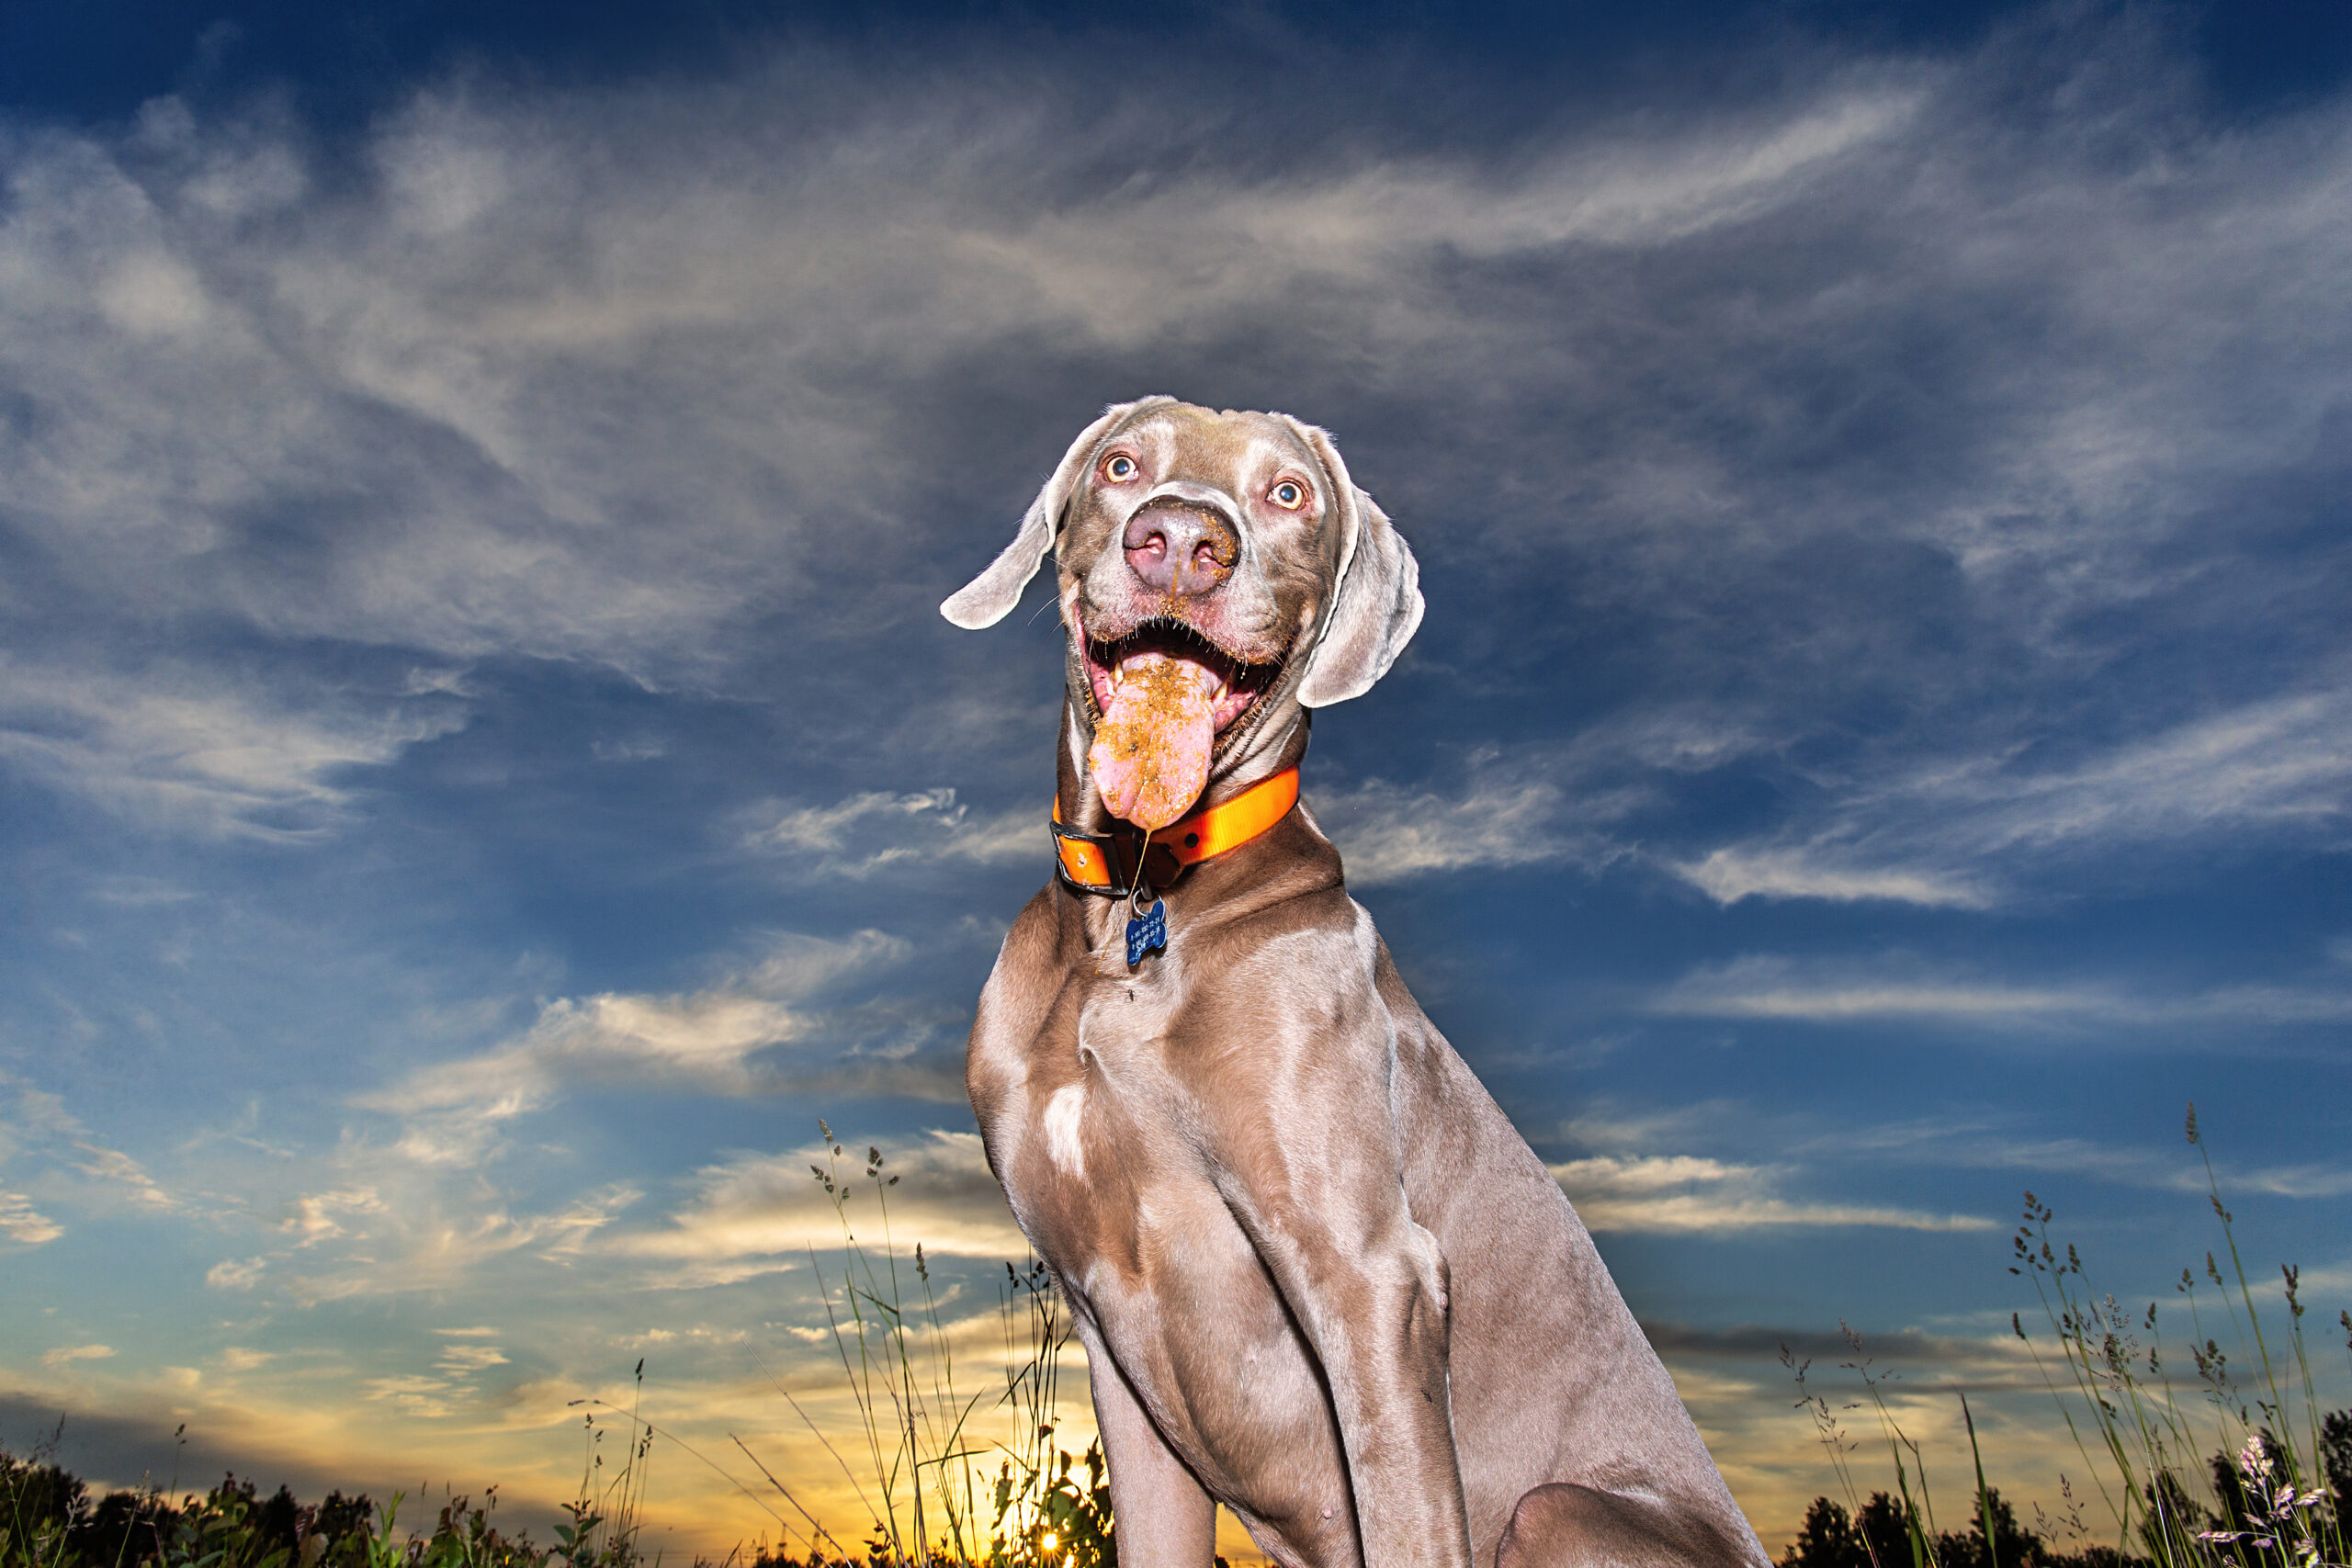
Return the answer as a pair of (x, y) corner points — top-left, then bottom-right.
(1102, 454), (1138, 482)
(1268, 479), (1310, 511)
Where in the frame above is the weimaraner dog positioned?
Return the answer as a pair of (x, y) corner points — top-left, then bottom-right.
(942, 398), (1769, 1567)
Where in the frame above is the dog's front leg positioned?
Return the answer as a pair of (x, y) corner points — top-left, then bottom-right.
(1202, 997), (1474, 1566)
(1246, 1204), (1468, 1567)
(1070, 1310), (1218, 1566)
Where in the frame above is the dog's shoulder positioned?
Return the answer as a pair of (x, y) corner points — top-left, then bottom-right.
(1161, 886), (1399, 1079)
(1183, 875), (1373, 973)
(964, 886), (1066, 1116)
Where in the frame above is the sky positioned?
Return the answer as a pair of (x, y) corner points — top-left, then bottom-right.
(2, 0), (2349, 1558)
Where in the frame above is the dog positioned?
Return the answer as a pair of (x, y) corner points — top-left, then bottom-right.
(943, 398), (1769, 1567)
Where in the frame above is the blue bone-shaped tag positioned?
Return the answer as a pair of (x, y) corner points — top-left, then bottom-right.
(1125, 899), (1167, 967)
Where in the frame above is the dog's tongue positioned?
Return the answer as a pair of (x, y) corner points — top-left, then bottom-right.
(1090, 653), (1219, 830)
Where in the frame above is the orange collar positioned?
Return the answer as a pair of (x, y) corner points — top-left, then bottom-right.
(1052, 767), (1301, 894)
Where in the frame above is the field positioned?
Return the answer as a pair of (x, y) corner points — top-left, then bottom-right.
(7, 1110), (2346, 1568)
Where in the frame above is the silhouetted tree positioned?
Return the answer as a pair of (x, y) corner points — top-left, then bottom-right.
(1934, 1487), (2042, 1568)
(251, 1483), (301, 1560)
(310, 1489), (377, 1549)
(1857, 1492), (1925, 1567)
(2134, 1467), (2218, 1563)
(2323, 1407), (2352, 1534)
(2040, 1547), (2149, 1568)
(74, 1483), (177, 1567)
(1780, 1492), (1926, 1568)
(1781, 1496), (1870, 1568)
(0, 1448), (88, 1536)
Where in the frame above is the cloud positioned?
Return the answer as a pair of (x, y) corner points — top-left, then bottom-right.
(1673, 686), (2352, 908)
(1796, 1116), (2352, 1201)
(207, 1257), (267, 1290)
(280, 1181), (643, 1303)
(1315, 773), (1615, 886)
(1550, 1154), (1993, 1235)
(1650, 958), (2109, 1023)
(1646, 953), (2352, 1031)
(41, 1344), (116, 1369)
(1302, 714), (1785, 888)
(918, 85), (1925, 350)
(1311, 734), (1681, 885)
(281, 1187), (387, 1244)
(0, 658), (467, 840)
(0, 1191), (62, 1246)
(357, 930), (937, 1164)
(71, 1142), (175, 1209)
(1643, 1321), (2025, 1374)
(0, 6), (2345, 899)
(1670, 848), (1989, 909)
(433, 1342), (511, 1373)
(616, 1129), (1024, 1284)
(358, 1374), (458, 1419)
(171, 928), (964, 1310)
(1939, 691), (2352, 852)
(742, 789), (1035, 878)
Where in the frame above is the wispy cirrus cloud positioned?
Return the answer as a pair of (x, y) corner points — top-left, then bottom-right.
(0, 658), (469, 840)
(1645, 953), (2352, 1031)
(1671, 685), (2352, 908)
(1550, 1154), (1993, 1235)
(1793, 1116), (2352, 1201)
(70, 1142), (175, 1210)
(1314, 734), (1679, 885)
(616, 1130), (1023, 1288)
(741, 789), (1035, 878)
(1315, 773), (1606, 886)
(1, 7), (2346, 888)
(1669, 849), (1990, 909)
(356, 930), (944, 1166)
(277, 1181), (644, 1304)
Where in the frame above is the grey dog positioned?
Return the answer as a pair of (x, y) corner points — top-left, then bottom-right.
(941, 398), (1769, 1567)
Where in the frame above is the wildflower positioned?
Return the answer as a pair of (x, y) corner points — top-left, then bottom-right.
(2196, 1432), (2339, 1568)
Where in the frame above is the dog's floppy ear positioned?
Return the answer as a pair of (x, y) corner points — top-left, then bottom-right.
(1285, 420), (1424, 708)
(940, 397), (1173, 629)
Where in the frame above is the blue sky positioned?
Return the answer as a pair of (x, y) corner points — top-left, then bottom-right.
(3, 0), (2348, 1557)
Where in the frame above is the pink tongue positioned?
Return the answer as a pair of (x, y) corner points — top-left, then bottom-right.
(1090, 653), (1219, 830)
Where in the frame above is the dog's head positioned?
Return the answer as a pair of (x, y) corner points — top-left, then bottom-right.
(943, 398), (1422, 829)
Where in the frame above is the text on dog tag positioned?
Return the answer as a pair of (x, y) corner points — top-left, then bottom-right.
(1125, 901), (1167, 967)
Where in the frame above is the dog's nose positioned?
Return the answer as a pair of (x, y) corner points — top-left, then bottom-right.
(1124, 502), (1238, 597)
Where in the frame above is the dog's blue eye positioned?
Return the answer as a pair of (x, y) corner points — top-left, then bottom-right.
(1104, 455), (1136, 481)
(1270, 479), (1307, 509)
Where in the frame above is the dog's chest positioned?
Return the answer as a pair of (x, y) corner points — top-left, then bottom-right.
(991, 966), (1219, 1281)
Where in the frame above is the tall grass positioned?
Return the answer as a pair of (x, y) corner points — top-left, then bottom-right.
(747, 1122), (1111, 1567)
(549, 1123), (1117, 1568)
(1783, 1104), (2351, 1568)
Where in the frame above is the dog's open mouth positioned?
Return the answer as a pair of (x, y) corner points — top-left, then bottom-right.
(1079, 616), (1281, 830)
